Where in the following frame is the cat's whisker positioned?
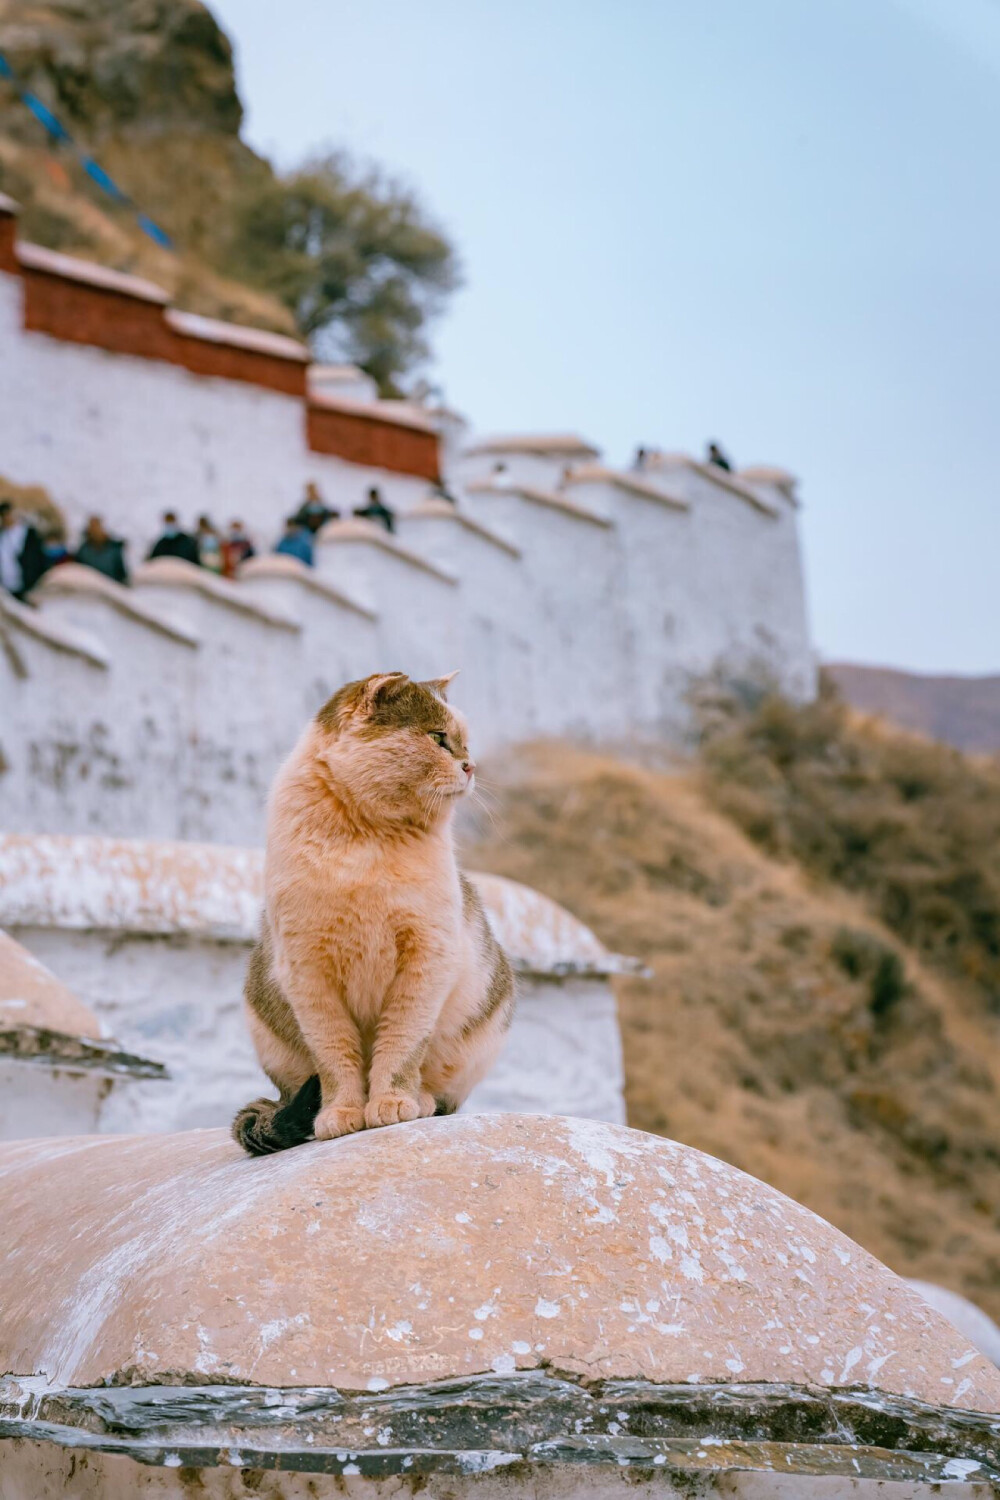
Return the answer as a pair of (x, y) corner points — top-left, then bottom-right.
(470, 788), (507, 842)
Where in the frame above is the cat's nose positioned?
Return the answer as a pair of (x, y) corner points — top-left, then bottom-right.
(463, 759), (476, 777)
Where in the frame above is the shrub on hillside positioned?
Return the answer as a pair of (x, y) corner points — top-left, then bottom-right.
(224, 153), (460, 393)
(701, 678), (1000, 1008)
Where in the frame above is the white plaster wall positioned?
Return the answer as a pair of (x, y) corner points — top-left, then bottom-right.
(0, 269), (429, 555)
(313, 534), (459, 685)
(0, 614), (204, 840)
(0, 592), (293, 845)
(128, 580), (304, 843)
(569, 479), (694, 734)
(29, 589), (203, 825)
(0, 1058), (110, 1138)
(644, 467), (815, 701)
(237, 569), (383, 715)
(0, 264), (818, 835)
(393, 513), (541, 751)
(11, 925), (627, 1136)
(460, 490), (629, 740)
(465, 978), (626, 1125)
(12, 928), (263, 1134)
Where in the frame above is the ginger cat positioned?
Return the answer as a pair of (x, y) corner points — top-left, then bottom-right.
(233, 671), (514, 1155)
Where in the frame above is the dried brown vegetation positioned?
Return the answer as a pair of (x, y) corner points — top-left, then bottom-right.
(463, 714), (1000, 1319)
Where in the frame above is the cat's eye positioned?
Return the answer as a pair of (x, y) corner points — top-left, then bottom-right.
(428, 731), (448, 748)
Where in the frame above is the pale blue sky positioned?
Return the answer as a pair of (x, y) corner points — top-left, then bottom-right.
(211, 0), (999, 673)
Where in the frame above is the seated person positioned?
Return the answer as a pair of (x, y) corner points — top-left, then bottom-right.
(148, 511), (199, 564)
(706, 440), (733, 472)
(76, 514), (128, 584)
(295, 481), (338, 533)
(196, 515), (224, 574)
(353, 485), (395, 534)
(0, 500), (46, 600)
(221, 520), (256, 578)
(274, 515), (314, 567)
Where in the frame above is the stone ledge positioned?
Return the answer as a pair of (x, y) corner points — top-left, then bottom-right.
(2, 1374), (997, 1482)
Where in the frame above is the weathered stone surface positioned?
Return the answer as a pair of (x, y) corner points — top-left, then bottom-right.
(1, 1114), (997, 1410)
(0, 0), (243, 141)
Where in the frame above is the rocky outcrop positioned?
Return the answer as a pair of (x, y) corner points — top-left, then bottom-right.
(0, 0), (295, 331)
(0, 0), (243, 142)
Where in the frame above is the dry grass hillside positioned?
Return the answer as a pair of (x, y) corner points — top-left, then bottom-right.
(463, 703), (1000, 1320)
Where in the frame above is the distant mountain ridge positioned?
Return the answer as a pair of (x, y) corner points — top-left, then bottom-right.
(828, 663), (1000, 753)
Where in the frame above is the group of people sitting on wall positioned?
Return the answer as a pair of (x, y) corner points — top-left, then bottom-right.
(147, 513), (256, 578)
(273, 482), (396, 568)
(0, 481), (400, 602)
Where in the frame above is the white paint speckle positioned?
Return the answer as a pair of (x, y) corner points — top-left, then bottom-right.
(679, 1253), (704, 1283)
(535, 1297), (560, 1319)
(468, 1327), (484, 1340)
(366, 1376), (390, 1392)
(942, 1459), (980, 1479)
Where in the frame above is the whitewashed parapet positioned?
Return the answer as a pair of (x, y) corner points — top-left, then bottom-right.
(565, 466), (693, 733)
(238, 552), (381, 714)
(0, 587), (174, 840)
(314, 518), (460, 683)
(132, 557), (304, 842)
(0, 833), (632, 1132)
(738, 463), (800, 506)
(33, 562), (204, 821)
(0, 217), (438, 550)
(395, 500), (539, 750)
(462, 480), (629, 741)
(454, 432), (600, 493)
(639, 454), (816, 698)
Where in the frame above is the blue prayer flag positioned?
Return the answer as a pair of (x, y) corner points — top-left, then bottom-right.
(81, 156), (129, 203)
(22, 92), (70, 142)
(136, 214), (174, 249)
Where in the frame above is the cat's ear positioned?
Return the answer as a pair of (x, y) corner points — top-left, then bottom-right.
(318, 673), (406, 731)
(360, 672), (409, 712)
(422, 671), (459, 701)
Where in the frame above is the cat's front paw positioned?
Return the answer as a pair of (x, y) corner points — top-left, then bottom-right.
(365, 1093), (424, 1128)
(314, 1103), (366, 1140)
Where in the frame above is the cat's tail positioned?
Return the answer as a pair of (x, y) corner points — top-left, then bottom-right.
(232, 1075), (322, 1157)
